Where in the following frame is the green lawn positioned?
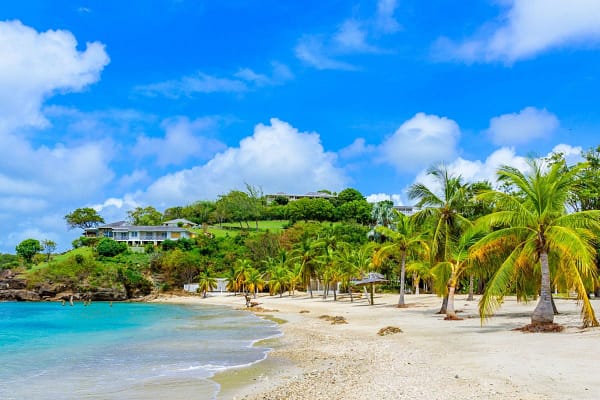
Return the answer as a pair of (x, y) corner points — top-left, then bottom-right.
(194, 220), (289, 238)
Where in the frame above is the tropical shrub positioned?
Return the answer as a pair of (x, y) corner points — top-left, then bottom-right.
(96, 238), (128, 257)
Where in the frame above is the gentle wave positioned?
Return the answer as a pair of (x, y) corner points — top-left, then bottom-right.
(0, 301), (281, 400)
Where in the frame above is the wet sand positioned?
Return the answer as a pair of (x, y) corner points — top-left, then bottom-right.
(157, 292), (600, 400)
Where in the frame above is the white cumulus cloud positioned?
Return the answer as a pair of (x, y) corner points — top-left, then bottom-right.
(0, 21), (112, 252)
(411, 144), (583, 196)
(133, 117), (226, 166)
(379, 112), (461, 172)
(129, 118), (347, 207)
(339, 138), (376, 159)
(487, 107), (559, 146)
(434, 0), (600, 63)
(0, 20), (109, 131)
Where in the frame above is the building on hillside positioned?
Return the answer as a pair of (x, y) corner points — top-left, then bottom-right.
(162, 218), (198, 228)
(393, 205), (420, 216)
(184, 278), (228, 294)
(265, 191), (337, 205)
(84, 221), (195, 246)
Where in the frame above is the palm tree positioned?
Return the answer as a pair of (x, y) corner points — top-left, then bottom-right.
(406, 258), (433, 295)
(335, 242), (376, 301)
(372, 212), (428, 307)
(268, 265), (289, 297)
(197, 270), (217, 298)
(371, 201), (396, 228)
(408, 165), (471, 313)
(224, 267), (239, 295)
(245, 268), (265, 298)
(287, 262), (303, 296)
(474, 160), (600, 327)
(234, 258), (253, 295)
(431, 228), (486, 319)
(290, 237), (320, 298)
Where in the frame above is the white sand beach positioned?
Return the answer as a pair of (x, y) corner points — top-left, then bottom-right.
(157, 293), (600, 400)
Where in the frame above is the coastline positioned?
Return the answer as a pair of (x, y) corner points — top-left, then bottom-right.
(156, 292), (600, 400)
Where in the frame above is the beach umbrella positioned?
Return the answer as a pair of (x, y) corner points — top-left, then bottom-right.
(351, 272), (388, 305)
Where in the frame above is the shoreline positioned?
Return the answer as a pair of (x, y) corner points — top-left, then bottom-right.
(156, 292), (600, 400)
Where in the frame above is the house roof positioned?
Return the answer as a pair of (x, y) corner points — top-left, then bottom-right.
(163, 218), (197, 226)
(111, 225), (189, 232)
(96, 222), (189, 232)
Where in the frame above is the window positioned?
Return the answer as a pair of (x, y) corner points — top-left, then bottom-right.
(130, 231), (138, 238)
(171, 232), (181, 239)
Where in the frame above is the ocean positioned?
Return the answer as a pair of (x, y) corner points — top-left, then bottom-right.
(0, 301), (280, 399)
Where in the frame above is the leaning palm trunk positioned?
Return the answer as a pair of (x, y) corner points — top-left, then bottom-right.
(445, 272), (458, 319)
(437, 295), (448, 314)
(363, 286), (370, 304)
(532, 251), (554, 325)
(398, 252), (407, 307)
(467, 274), (474, 301)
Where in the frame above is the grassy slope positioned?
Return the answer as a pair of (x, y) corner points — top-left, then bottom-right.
(194, 220), (289, 238)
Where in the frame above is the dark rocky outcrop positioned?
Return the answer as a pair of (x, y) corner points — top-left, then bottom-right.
(90, 288), (127, 301)
(36, 283), (68, 298)
(0, 270), (131, 302)
(0, 289), (41, 301)
(0, 270), (27, 290)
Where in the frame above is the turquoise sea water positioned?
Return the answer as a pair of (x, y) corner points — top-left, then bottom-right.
(0, 301), (280, 399)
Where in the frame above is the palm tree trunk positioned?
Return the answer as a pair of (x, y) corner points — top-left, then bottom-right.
(437, 295), (448, 314)
(333, 284), (337, 301)
(445, 272), (458, 319)
(467, 274), (474, 301)
(446, 285), (457, 319)
(398, 252), (406, 307)
(551, 294), (559, 315)
(414, 275), (420, 295)
(532, 251), (554, 325)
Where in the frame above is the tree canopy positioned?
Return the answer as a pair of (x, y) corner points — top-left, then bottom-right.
(16, 239), (43, 263)
(128, 206), (163, 225)
(64, 207), (105, 230)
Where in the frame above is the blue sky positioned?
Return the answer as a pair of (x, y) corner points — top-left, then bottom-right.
(1, 0), (600, 252)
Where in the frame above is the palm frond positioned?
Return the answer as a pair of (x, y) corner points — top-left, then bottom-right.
(479, 245), (523, 324)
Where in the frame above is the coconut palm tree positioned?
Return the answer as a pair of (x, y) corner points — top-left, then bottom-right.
(290, 237), (320, 298)
(431, 228), (486, 319)
(264, 252), (290, 297)
(372, 212), (428, 307)
(408, 165), (471, 313)
(224, 267), (239, 295)
(245, 268), (265, 299)
(371, 201), (396, 228)
(474, 160), (600, 327)
(406, 258), (433, 295)
(234, 258), (253, 295)
(197, 270), (217, 298)
(268, 265), (289, 297)
(287, 262), (303, 296)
